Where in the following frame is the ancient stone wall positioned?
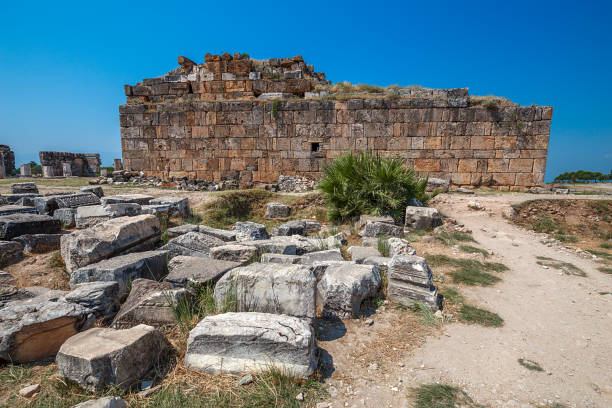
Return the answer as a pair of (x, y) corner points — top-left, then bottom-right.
(120, 54), (552, 190)
(0, 145), (15, 178)
(39, 151), (101, 177)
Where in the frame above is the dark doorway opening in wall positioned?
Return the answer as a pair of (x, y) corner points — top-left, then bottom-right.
(311, 142), (320, 152)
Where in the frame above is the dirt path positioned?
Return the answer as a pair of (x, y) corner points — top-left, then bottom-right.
(402, 193), (612, 408)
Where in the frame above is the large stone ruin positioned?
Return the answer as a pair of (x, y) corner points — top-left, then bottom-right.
(39, 151), (101, 177)
(0, 145), (15, 178)
(120, 52), (552, 190)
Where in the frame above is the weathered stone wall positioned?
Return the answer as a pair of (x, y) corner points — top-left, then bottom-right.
(39, 151), (101, 177)
(0, 145), (15, 178)
(120, 54), (552, 190)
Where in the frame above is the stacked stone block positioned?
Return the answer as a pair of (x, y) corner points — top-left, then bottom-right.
(39, 151), (101, 177)
(120, 54), (552, 190)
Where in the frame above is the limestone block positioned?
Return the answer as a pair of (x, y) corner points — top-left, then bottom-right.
(56, 325), (168, 391)
(101, 194), (153, 206)
(63, 282), (121, 321)
(61, 215), (161, 272)
(12, 233), (62, 253)
(149, 196), (190, 218)
(161, 232), (225, 259)
(387, 237), (416, 258)
(198, 225), (236, 241)
(214, 263), (316, 319)
(316, 263), (381, 318)
(300, 248), (344, 265)
(237, 239), (297, 255)
(404, 207), (442, 230)
(233, 221), (269, 241)
(348, 246), (381, 263)
(265, 202), (291, 219)
(357, 214), (394, 229)
(0, 240), (23, 266)
(34, 193), (101, 215)
(184, 312), (316, 377)
(0, 205), (37, 216)
(75, 204), (142, 229)
(260, 253), (303, 264)
(54, 208), (77, 228)
(10, 182), (38, 194)
(0, 214), (61, 240)
(80, 186), (105, 198)
(164, 256), (240, 288)
(387, 255), (439, 309)
(359, 221), (403, 237)
(72, 396), (127, 408)
(70, 250), (168, 296)
(209, 244), (257, 263)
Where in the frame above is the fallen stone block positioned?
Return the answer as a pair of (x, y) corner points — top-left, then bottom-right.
(0, 214), (61, 240)
(348, 246), (381, 263)
(184, 312), (316, 377)
(309, 260), (355, 281)
(362, 256), (393, 269)
(0, 205), (37, 216)
(19, 383), (40, 397)
(111, 279), (190, 329)
(233, 221), (269, 241)
(101, 194), (153, 206)
(34, 193), (101, 215)
(165, 256), (239, 288)
(426, 177), (450, 193)
(316, 263), (380, 318)
(405, 207), (442, 230)
(149, 197), (190, 218)
(70, 250), (169, 296)
(56, 324), (168, 391)
(1, 193), (41, 205)
(260, 253), (303, 264)
(357, 214), (394, 229)
(237, 239), (297, 255)
(0, 271), (17, 299)
(209, 244), (257, 263)
(61, 215), (161, 272)
(10, 182), (38, 194)
(63, 282), (121, 321)
(12, 233), (62, 253)
(265, 202), (290, 219)
(140, 204), (170, 219)
(75, 204), (142, 229)
(199, 225), (236, 241)
(80, 186), (105, 198)
(387, 237), (416, 258)
(161, 231), (224, 259)
(0, 294), (94, 362)
(54, 208), (77, 228)
(300, 248), (344, 265)
(388, 255), (439, 309)
(0, 240), (23, 266)
(166, 224), (199, 239)
(214, 263), (316, 319)
(359, 221), (403, 237)
(73, 396), (127, 408)
(273, 220), (322, 236)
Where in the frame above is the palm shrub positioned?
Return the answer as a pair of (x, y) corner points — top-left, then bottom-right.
(318, 152), (435, 222)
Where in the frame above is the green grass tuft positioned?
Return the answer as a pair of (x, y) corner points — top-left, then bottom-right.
(518, 358), (544, 371)
(536, 256), (586, 277)
(426, 254), (505, 286)
(598, 267), (612, 274)
(377, 236), (390, 257)
(435, 231), (476, 246)
(458, 245), (489, 257)
(458, 305), (504, 327)
(410, 302), (439, 326)
(412, 383), (484, 408)
(200, 189), (272, 229)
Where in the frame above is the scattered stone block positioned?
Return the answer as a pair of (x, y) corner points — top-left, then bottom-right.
(199, 225), (236, 241)
(233, 221), (269, 241)
(164, 256), (240, 288)
(161, 231), (224, 259)
(359, 221), (403, 237)
(388, 255), (439, 309)
(209, 244), (257, 263)
(75, 204), (142, 229)
(0, 205), (37, 216)
(260, 253), (303, 264)
(357, 214), (394, 229)
(0, 293), (93, 362)
(1, 193), (41, 205)
(70, 250), (169, 296)
(184, 312), (316, 378)
(12, 233), (63, 253)
(300, 248), (344, 265)
(10, 182), (38, 194)
(237, 239), (297, 255)
(101, 194), (153, 206)
(34, 193), (101, 215)
(80, 186), (105, 198)
(404, 207), (443, 230)
(63, 282), (121, 321)
(166, 224), (199, 239)
(111, 279), (190, 329)
(0, 214), (61, 240)
(0, 271), (17, 298)
(265, 202), (290, 219)
(54, 208), (77, 228)
(316, 263), (381, 318)
(56, 324), (168, 391)
(426, 178), (450, 193)
(387, 237), (416, 258)
(149, 196), (190, 218)
(72, 396), (127, 408)
(215, 263), (316, 319)
(0, 241), (23, 266)
(348, 246), (381, 263)
(362, 256), (393, 269)
(61, 215), (161, 272)
(309, 260), (355, 281)
(19, 383), (40, 397)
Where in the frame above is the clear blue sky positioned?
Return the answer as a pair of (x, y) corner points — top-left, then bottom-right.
(1, 1), (610, 181)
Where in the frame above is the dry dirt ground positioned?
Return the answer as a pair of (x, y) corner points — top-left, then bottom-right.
(3, 180), (612, 407)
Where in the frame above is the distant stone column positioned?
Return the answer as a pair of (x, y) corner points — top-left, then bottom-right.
(0, 156), (5, 179)
(113, 159), (122, 171)
(62, 163), (72, 177)
(42, 165), (54, 178)
(100, 168), (109, 177)
(20, 163), (32, 177)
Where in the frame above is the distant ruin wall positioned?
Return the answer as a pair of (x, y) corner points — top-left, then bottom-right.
(0, 145), (15, 177)
(120, 54), (552, 190)
(39, 151), (101, 177)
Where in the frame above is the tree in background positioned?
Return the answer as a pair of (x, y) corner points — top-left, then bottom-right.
(554, 170), (612, 183)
